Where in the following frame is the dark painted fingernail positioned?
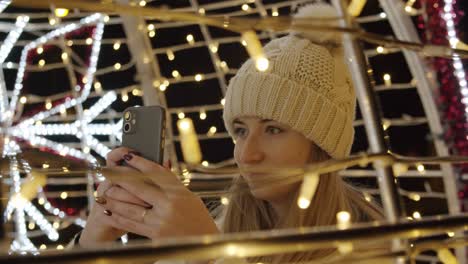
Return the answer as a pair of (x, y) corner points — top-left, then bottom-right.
(144, 204), (153, 209)
(95, 196), (106, 204)
(123, 154), (133, 161)
(103, 210), (112, 216)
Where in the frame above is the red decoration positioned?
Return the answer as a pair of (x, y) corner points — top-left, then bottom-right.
(419, 0), (468, 209)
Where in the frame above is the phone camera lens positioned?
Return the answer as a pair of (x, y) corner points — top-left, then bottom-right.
(124, 111), (131, 121)
(123, 123), (131, 133)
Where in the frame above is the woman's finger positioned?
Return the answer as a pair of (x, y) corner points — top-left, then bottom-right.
(105, 210), (159, 238)
(112, 177), (167, 205)
(106, 147), (135, 166)
(96, 180), (113, 197)
(105, 185), (151, 207)
(98, 197), (159, 223)
(123, 153), (180, 187)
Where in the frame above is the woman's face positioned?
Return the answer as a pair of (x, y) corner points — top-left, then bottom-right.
(233, 116), (314, 202)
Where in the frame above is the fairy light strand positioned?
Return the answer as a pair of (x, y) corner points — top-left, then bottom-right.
(7, 13), (104, 127)
(0, 15), (29, 122)
(441, 0), (468, 116)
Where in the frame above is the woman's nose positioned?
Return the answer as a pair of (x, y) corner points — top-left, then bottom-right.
(239, 135), (265, 164)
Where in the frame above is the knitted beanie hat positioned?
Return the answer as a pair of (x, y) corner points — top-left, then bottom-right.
(223, 6), (356, 159)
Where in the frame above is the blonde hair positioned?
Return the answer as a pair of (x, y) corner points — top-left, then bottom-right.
(219, 146), (384, 263)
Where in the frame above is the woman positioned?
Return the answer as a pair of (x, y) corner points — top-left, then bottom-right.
(77, 5), (386, 262)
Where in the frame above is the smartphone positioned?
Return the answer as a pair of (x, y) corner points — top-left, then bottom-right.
(121, 106), (166, 164)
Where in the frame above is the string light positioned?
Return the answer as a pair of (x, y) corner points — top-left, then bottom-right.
(194, 73), (203, 82)
(221, 98), (226, 106)
(139, 0), (146, 7)
(36, 46), (43, 54)
(202, 161), (209, 166)
(199, 110), (207, 120)
(94, 81), (102, 93)
(336, 211), (353, 254)
(39, 244), (47, 250)
(48, 15), (56, 26)
(198, 8), (205, 15)
(441, 0), (468, 117)
(148, 30), (156, 38)
(19, 96), (27, 104)
(38, 59), (45, 67)
(147, 24), (155, 31)
(172, 70), (181, 79)
(272, 7), (279, 16)
(417, 164), (425, 173)
(159, 79), (169, 91)
(178, 112), (185, 119)
(114, 62), (121, 70)
(60, 192), (68, 199)
(85, 37), (93, 45)
(7, 14), (104, 123)
(56, 245), (64, 250)
(177, 118), (202, 164)
(59, 106), (66, 117)
(376, 46), (385, 53)
(379, 12), (387, 18)
(61, 52), (68, 61)
(103, 15), (110, 23)
(209, 42), (218, 53)
(113, 41), (121, 50)
(54, 8), (69, 18)
(219, 61), (229, 73)
(364, 193), (372, 202)
(186, 34), (195, 45)
(410, 193), (421, 201)
(45, 99), (52, 110)
(67, 40), (73, 46)
(383, 73), (391, 86)
(121, 91), (128, 102)
(297, 172), (319, 209)
(221, 196), (229, 205)
(336, 211), (351, 229)
(207, 126), (217, 136)
(412, 211), (422, 219)
(167, 50), (175, 61)
(131, 88), (140, 96)
(241, 4), (250, 11)
(242, 31), (269, 71)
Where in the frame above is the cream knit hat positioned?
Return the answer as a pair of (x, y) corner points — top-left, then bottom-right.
(223, 11), (356, 159)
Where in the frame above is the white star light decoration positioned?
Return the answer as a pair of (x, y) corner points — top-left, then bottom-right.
(4, 13), (121, 162)
(0, 12), (122, 252)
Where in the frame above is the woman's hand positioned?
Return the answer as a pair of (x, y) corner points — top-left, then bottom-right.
(78, 149), (151, 248)
(95, 147), (220, 239)
(79, 179), (153, 247)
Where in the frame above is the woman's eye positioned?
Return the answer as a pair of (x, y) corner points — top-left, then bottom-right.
(233, 127), (247, 137)
(266, 126), (282, 134)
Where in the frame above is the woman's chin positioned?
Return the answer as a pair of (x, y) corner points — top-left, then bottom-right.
(248, 182), (300, 202)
